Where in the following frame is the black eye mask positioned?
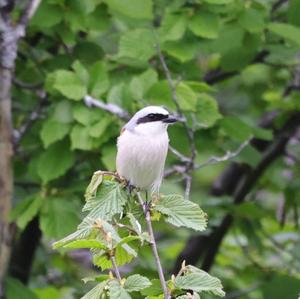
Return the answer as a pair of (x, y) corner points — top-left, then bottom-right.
(137, 113), (169, 124)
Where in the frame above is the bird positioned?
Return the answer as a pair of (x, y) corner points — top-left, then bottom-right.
(116, 106), (177, 193)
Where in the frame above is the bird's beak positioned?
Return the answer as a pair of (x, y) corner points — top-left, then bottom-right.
(163, 115), (177, 124)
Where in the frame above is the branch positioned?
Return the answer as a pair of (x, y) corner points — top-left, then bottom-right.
(136, 192), (170, 299)
(111, 255), (122, 283)
(17, 0), (41, 28)
(195, 139), (251, 170)
(84, 95), (130, 121)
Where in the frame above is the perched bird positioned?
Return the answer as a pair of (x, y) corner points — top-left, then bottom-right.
(116, 106), (177, 193)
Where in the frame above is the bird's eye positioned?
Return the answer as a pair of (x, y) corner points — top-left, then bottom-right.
(148, 113), (155, 119)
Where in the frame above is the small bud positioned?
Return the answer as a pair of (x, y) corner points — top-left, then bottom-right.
(109, 271), (114, 279)
(181, 260), (186, 269)
(171, 274), (175, 282)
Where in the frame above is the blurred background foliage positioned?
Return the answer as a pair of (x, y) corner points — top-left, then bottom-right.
(3, 0), (300, 298)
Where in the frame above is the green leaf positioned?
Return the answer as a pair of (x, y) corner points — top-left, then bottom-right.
(268, 23), (300, 47)
(53, 217), (95, 249)
(159, 14), (187, 42)
(204, 0), (233, 3)
(40, 119), (70, 148)
(154, 194), (207, 231)
(141, 279), (162, 296)
(9, 195), (43, 230)
(124, 274), (152, 292)
(37, 140), (75, 184)
(118, 29), (155, 63)
(176, 82), (198, 111)
(89, 62), (110, 97)
(70, 125), (94, 150)
(85, 171), (103, 201)
(175, 266), (225, 297)
(109, 280), (131, 299)
(104, 0), (153, 20)
(220, 116), (253, 142)
(81, 281), (107, 299)
(6, 278), (38, 299)
(239, 8), (265, 33)
(89, 117), (111, 138)
(51, 70), (86, 100)
(72, 60), (89, 85)
(188, 11), (220, 39)
(163, 40), (198, 62)
(288, 0), (300, 26)
(83, 180), (127, 221)
(196, 93), (222, 128)
(63, 239), (108, 250)
(40, 198), (80, 239)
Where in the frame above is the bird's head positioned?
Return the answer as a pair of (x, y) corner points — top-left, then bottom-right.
(124, 106), (177, 136)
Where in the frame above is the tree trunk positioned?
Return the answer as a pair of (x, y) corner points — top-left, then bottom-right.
(0, 64), (13, 298)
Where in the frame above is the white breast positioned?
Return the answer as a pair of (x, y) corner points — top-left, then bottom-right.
(116, 129), (169, 192)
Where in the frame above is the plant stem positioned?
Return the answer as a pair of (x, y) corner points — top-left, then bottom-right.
(137, 192), (170, 299)
(111, 255), (122, 283)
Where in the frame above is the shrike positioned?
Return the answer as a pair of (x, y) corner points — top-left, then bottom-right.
(116, 106), (177, 193)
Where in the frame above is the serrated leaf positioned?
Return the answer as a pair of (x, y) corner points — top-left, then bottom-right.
(40, 198), (80, 239)
(81, 281), (107, 299)
(40, 119), (70, 148)
(83, 180), (127, 221)
(189, 11), (220, 39)
(85, 172), (103, 201)
(109, 280), (131, 299)
(175, 266), (225, 297)
(37, 140), (75, 184)
(53, 217), (96, 249)
(268, 23), (300, 47)
(9, 195), (43, 230)
(124, 275), (151, 292)
(52, 70), (86, 100)
(154, 194), (207, 231)
(63, 239), (108, 250)
(118, 29), (155, 63)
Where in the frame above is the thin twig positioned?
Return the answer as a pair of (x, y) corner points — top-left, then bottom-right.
(111, 255), (122, 282)
(136, 192), (170, 299)
(195, 139), (251, 170)
(84, 95), (130, 121)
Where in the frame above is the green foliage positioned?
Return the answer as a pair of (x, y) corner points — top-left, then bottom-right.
(10, 0), (300, 298)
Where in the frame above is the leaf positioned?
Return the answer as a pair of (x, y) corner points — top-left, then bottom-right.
(70, 125), (94, 150)
(154, 194), (207, 231)
(288, 0), (300, 26)
(141, 279), (162, 296)
(124, 274), (152, 292)
(175, 266), (225, 297)
(37, 140), (75, 184)
(176, 82), (198, 111)
(159, 14), (187, 42)
(85, 172), (103, 201)
(9, 195), (43, 230)
(72, 60), (89, 85)
(89, 62), (110, 97)
(81, 281), (107, 299)
(188, 11), (220, 39)
(6, 278), (38, 299)
(52, 100), (74, 124)
(220, 116), (253, 142)
(40, 119), (70, 148)
(268, 23), (300, 47)
(53, 217), (96, 249)
(163, 40), (199, 62)
(239, 8), (265, 33)
(83, 180), (127, 221)
(196, 93), (222, 128)
(118, 29), (155, 63)
(104, 0), (153, 20)
(63, 239), (108, 250)
(204, 0), (233, 3)
(52, 70), (86, 100)
(109, 280), (131, 299)
(89, 117), (111, 138)
(40, 198), (80, 239)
